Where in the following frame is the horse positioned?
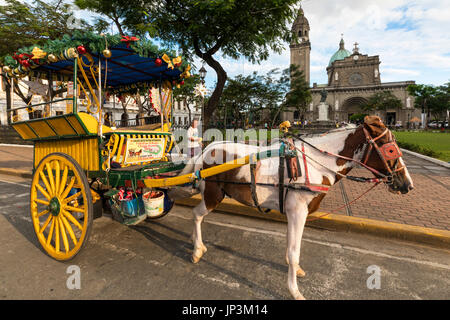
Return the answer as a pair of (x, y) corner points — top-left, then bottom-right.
(169, 115), (414, 300)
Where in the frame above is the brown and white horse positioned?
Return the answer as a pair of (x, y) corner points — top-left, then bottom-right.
(170, 116), (414, 300)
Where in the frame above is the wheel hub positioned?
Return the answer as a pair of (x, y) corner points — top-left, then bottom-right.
(49, 197), (61, 216)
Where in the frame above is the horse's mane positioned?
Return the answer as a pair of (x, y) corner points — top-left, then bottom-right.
(295, 123), (358, 139)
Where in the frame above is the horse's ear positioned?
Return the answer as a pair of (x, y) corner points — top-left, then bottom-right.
(364, 116), (385, 130)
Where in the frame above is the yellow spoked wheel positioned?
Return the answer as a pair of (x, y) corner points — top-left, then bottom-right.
(30, 153), (93, 261)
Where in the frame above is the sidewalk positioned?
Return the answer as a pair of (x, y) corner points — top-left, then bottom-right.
(0, 144), (448, 231)
(320, 152), (450, 231)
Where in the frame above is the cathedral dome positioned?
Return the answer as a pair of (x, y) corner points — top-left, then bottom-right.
(328, 38), (351, 66)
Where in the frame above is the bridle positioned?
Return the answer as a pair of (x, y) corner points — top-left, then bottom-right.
(360, 126), (404, 184)
(286, 124), (405, 186)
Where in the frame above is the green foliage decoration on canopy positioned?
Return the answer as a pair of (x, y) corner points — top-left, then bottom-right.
(3, 30), (190, 78)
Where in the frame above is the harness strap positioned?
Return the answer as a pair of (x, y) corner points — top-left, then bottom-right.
(279, 142), (286, 214)
(250, 161), (270, 214)
(301, 143), (310, 185)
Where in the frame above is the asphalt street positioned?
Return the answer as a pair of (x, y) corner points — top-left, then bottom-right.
(0, 173), (449, 300)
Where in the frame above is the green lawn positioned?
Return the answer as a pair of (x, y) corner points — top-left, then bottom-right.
(393, 131), (450, 162)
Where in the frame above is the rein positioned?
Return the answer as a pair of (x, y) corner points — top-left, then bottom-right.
(287, 125), (404, 185)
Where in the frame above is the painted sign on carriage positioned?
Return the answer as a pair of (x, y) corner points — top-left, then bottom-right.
(124, 137), (165, 164)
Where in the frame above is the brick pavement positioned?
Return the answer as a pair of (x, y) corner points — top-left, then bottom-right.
(0, 144), (449, 230)
(320, 153), (450, 231)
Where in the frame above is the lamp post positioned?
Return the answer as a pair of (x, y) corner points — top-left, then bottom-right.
(199, 66), (207, 133)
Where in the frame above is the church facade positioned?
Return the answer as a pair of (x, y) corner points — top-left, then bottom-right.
(284, 9), (420, 126)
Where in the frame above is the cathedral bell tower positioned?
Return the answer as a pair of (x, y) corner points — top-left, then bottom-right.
(290, 7), (311, 86)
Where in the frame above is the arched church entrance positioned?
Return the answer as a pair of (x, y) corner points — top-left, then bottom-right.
(342, 97), (368, 123)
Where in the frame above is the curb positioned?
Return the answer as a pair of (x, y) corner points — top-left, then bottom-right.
(0, 168), (32, 179)
(401, 148), (450, 169)
(176, 195), (450, 249)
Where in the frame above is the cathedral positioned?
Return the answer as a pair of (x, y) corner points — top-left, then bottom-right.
(284, 8), (420, 126)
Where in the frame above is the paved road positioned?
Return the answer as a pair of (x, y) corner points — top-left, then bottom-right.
(0, 174), (449, 300)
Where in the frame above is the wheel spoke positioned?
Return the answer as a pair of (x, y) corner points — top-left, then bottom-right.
(34, 199), (49, 206)
(54, 161), (61, 196)
(45, 163), (56, 196)
(37, 209), (49, 218)
(35, 183), (51, 201)
(61, 209), (83, 230)
(60, 214), (78, 246)
(46, 217), (55, 246)
(59, 166), (69, 197)
(39, 171), (53, 198)
(58, 216), (70, 253)
(39, 215), (52, 234)
(62, 191), (82, 205)
(55, 215), (60, 253)
(64, 205), (85, 213)
(60, 177), (75, 200)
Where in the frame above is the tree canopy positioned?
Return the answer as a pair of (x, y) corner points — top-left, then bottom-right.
(0, 0), (92, 124)
(362, 91), (402, 112)
(0, 0), (91, 62)
(216, 65), (311, 128)
(77, 0), (302, 128)
(408, 83), (450, 124)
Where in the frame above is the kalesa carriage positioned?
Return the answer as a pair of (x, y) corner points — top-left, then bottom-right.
(3, 32), (277, 261)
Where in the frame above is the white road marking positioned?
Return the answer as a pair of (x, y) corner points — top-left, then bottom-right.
(0, 143), (33, 148)
(170, 213), (450, 271)
(0, 179), (30, 188)
(15, 193), (29, 198)
(197, 273), (240, 289)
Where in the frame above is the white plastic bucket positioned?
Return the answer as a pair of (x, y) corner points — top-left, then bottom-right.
(143, 191), (165, 217)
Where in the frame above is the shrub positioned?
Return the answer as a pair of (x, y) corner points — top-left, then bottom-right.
(396, 141), (442, 159)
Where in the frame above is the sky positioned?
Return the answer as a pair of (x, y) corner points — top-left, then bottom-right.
(199, 0), (450, 89)
(3, 0), (449, 88)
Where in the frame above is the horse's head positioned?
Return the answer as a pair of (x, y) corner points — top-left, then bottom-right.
(362, 116), (414, 194)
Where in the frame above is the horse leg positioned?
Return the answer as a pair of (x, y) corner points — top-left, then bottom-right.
(191, 199), (209, 263)
(191, 182), (224, 264)
(285, 202), (308, 300)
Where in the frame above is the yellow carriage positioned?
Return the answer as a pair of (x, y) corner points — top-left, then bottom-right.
(4, 32), (260, 261)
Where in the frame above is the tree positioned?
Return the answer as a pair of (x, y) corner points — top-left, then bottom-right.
(218, 70), (285, 128)
(173, 74), (202, 124)
(407, 84), (437, 129)
(0, 0), (91, 123)
(101, 0), (300, 129)
(74, 0), (147, 36)
(362, 91), (402, 112)
(277, 65), (311, 126)
(216, 65), (310, 129)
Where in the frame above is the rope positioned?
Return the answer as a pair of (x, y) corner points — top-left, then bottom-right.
(306, 181), (380, 222)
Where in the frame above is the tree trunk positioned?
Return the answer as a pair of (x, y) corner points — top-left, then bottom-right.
(202, 53), (227, 129)
(4, 76), (12, 125)
(185, 97), (192, 124)
(135, 93), (145, 125)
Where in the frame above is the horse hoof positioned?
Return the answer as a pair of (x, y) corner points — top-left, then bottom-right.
(191, 254), (202, 264)
(295, 293), (306, 300)
(297, 267), (306, 278)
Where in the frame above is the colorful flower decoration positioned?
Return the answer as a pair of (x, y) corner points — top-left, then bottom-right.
(121, 35), (140, 48)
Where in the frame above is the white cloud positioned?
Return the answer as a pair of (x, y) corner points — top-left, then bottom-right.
(204, 0), (450, 87)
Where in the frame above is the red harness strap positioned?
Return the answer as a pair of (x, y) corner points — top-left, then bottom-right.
(301, 143), (330, 193)
(301, 143), (310, 185)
